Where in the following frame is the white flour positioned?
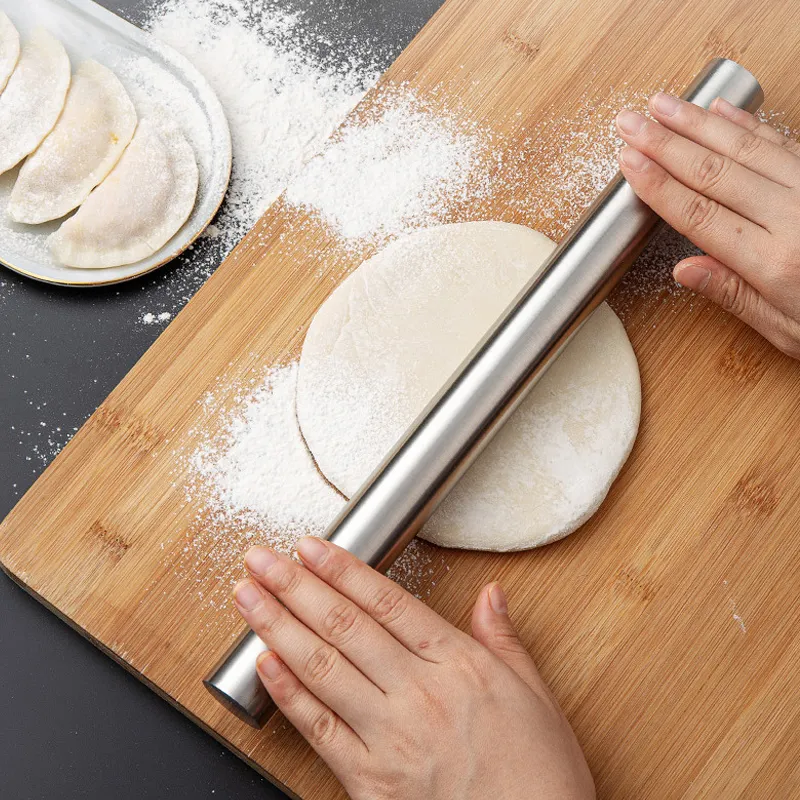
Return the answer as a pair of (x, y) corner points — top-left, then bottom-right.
(145, 0), (379, 249)
(181, 361), (442, 599)
(286, 88), (492, 243)
(188, 362), (343, 538)
(140, 311), (172, 325)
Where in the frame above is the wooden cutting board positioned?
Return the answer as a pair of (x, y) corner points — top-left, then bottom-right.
(3, 0), (800, 797)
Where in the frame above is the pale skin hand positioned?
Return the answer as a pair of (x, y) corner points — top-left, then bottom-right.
(233, 539), (595, 800)
(616, 93), (800, 360)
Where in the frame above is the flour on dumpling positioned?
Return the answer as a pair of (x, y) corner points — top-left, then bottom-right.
(0, 13), (20, 95)
(49, 111), (199, 269)
(0, 28), (70, 176)
(9, 60), (137, 224)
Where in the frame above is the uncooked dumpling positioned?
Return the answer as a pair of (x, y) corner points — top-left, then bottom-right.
(0, 13), (20, 94)
(0, 28), (70, 176)
(9, 60), (137, 224)
(297, 221), (641, 552)
(49, 112), (199, 269)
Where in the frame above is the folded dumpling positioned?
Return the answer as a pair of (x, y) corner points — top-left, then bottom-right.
(0, 28), (70, 175)
(0, 13), (20, 94)
(9, 60), (137, 224)
(50, 112), (199, 269)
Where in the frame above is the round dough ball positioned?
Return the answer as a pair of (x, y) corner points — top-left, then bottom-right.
(297, 221), (641, 551)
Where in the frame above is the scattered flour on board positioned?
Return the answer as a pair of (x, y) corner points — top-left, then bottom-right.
(178, 362), (444, 603)
(722, 579), (748, 635)
(285, 87), (493, 243)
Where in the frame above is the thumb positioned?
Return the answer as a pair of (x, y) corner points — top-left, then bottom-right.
(471, 583), (542, 691)
(673, 255), (800, 359)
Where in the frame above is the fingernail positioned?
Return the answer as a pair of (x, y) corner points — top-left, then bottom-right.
(257, 653), (283, 681)
(296, 536), (328, 566)
(653, 92), (681, 116)
(489, 584), (508, 615)
(713, 97), (737, 118)
(675, 263), (712, 291)
(245, 546), (277, 576)
(234, 580), (263, 611)
(616, 109), (647, 135)
(619, 147), (650, 171)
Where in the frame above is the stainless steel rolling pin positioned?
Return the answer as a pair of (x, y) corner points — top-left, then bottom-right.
(205, 58), (763, 728)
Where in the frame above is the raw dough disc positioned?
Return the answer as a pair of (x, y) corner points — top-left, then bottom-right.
(0, 28), (70, 176)
(0, 12), (20, 95)
(297, 221), (641, 551)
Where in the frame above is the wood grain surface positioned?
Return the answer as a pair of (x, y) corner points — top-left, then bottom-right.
(3, 0), (800, 797)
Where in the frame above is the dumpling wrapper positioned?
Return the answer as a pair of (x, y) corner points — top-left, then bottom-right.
(49, 113), (199, 269)
(9, 60), (137, 224)
(0, 28), (70, 176)
(0, 12), (20, 94)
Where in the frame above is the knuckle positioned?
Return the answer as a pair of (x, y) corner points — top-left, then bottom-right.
(770, 245), (797, 281)
(270, 562), (303, 596)
(254, 601), (286, 636)
(685, 104), (708, 132)
(684, 194), (720, 233)
(271, 676), (299, 707)
(645, 122), (673, 155)
(369, 585), (409, 626)
(321, 602), (360, 644)
(325, 550), (356, 587)
(307, 708), (340, 748)
(694, 152), (730, 191)
(491, 625), (527, 655)
(730, 130), (763, 162)
(413, 631), (450, 654)
(642, 162), (670, 193)
(305, 644), (339, 685)
(719, 274), (748, 315)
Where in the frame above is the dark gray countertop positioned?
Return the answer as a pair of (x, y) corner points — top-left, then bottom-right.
(0, 1), (441, 796)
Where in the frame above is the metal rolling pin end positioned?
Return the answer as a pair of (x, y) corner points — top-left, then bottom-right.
(205, 58), (763, 729)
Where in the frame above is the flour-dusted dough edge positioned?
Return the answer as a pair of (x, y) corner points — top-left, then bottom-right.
(49, 111), (199, 269)
(0, 12), (20, 95)
(9, 60), (138, 224)
(422, 303), (641, 551)
(0, 27), (70, 176)
(297, 221), (642, 552)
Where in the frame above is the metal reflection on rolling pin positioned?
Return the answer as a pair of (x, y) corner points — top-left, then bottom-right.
(205, 58), (764, 728)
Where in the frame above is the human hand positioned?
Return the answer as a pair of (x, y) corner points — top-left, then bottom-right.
(233, 539), (594, 800)
(616, 93), (800, 359)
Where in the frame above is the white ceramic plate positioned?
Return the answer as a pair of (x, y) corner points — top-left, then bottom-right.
(0, 0), (231, 286)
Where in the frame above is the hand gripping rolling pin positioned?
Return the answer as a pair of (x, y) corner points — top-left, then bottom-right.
(205, 58), (763, 728)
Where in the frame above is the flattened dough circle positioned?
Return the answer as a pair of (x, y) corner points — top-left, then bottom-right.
(297, 221), (641, 552)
